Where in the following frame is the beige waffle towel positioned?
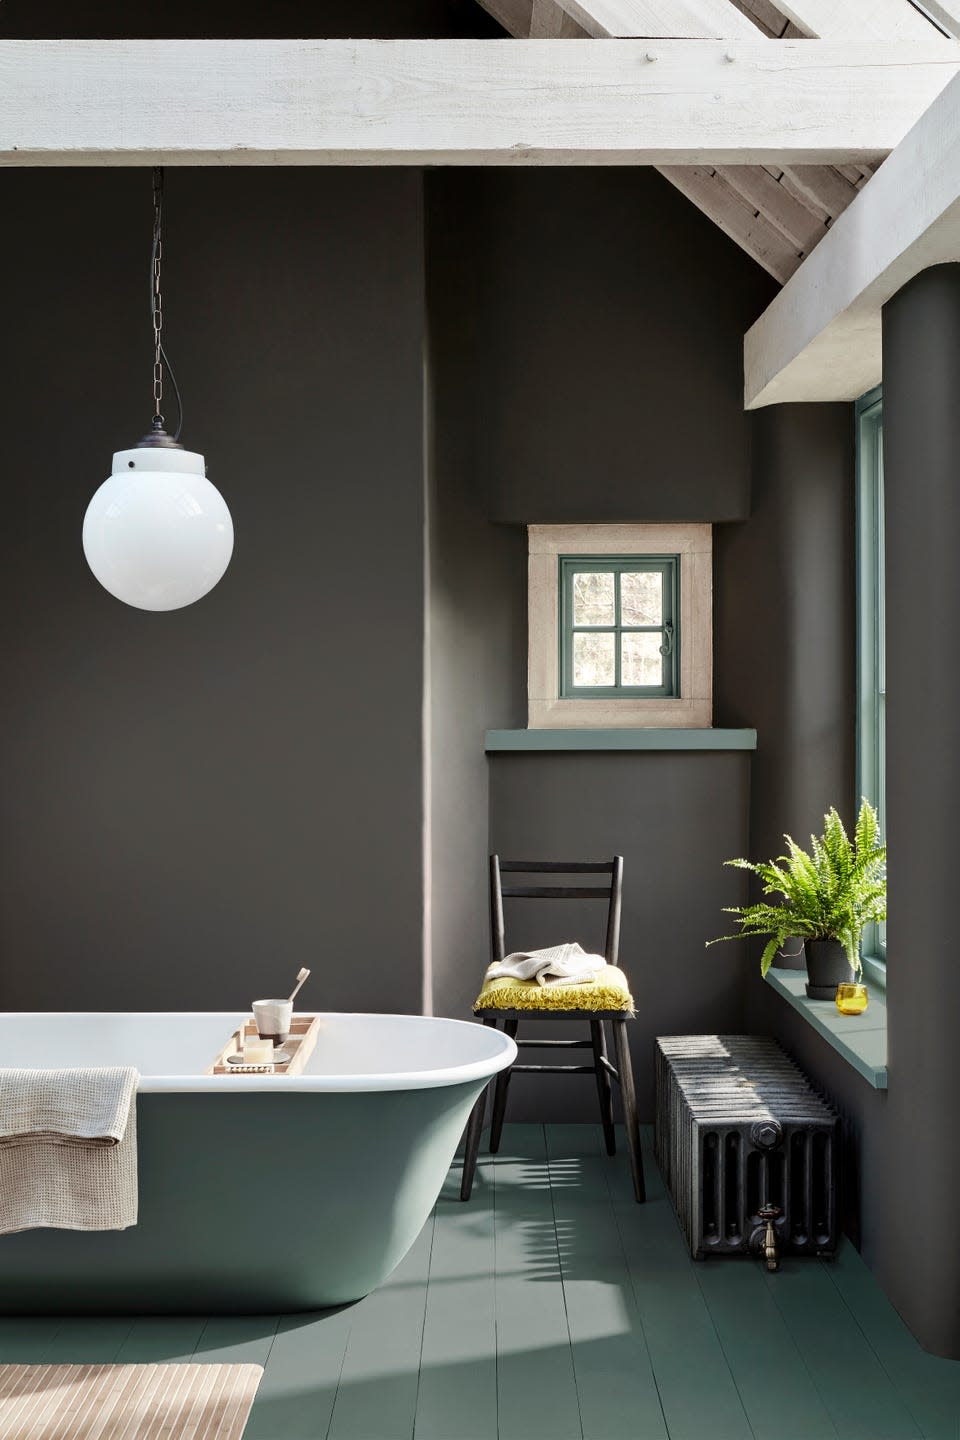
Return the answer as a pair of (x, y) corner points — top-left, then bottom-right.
(0, 1067), (138, 1233)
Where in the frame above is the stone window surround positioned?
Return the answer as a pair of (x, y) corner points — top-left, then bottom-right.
(527, 523), (713, 730)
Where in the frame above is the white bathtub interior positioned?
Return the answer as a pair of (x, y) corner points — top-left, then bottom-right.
(0, 1013), (516, 1091)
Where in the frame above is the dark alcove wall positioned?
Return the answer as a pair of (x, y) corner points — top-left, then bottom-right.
(478, 169), (775, 525)
(881, 263), (960, 1358)
(447, 167), (777, 1120)
(0, 168), (426, 1013)
(424, 171), (528, 1022)
(714, 404), (895, 1317)
(0, 0), (503, 37)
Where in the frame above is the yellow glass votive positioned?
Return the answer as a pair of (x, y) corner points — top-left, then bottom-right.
(836, 983), (869, 1016)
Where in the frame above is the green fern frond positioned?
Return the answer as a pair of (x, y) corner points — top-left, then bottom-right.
(708, 799), (886, 978)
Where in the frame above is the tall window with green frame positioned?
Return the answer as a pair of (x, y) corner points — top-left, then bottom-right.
(857, 389), (885, 962)
(559, 556), (680, 697)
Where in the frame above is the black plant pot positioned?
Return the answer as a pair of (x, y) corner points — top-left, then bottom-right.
(805, 940), (854, 1000)
(771, 936), (806, 972)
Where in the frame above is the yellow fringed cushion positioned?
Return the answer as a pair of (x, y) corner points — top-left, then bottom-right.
(473, 964), (634, 1013)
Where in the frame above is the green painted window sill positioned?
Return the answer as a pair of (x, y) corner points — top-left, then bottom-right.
(764, 967), (888, 1090)
(484, 728), (758, 752)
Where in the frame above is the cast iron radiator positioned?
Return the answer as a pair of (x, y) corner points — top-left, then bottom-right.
(655, 1035), (838, 1261)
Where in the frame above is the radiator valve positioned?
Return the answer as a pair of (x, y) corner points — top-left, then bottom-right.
(755, 1204), (783, 1272)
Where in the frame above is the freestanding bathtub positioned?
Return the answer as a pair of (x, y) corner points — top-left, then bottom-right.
(0, 1012), (516, 1314)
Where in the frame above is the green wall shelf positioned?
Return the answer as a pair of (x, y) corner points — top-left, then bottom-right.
(484, 728), (758, 752)
(764, 967), (888, 1090)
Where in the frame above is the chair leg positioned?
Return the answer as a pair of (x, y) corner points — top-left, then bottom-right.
(612, 1018), (646, 1203)
(460, 1019), (498, 1201)
(489, 1019), (518, 1154)
(590, 1020), (616, 1156)
(460, 1087), (487, 1201)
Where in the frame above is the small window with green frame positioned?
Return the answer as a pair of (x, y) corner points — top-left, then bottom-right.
(559, 555), (680, 698)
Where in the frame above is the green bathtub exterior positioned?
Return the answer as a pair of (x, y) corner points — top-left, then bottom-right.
(0, 1079), (484, 1314)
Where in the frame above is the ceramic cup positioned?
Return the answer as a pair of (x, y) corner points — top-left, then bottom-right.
(253, 998), (293, 1046)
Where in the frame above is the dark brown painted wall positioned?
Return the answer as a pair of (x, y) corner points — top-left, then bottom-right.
(430, 168), (775, 1120)
(0, 1), (502, 37)
(425, 172), (527, 1023)
(488, 753), (751, 1121)
(477, 169), (776, 525)
(0, 168), (426, 1014)
(881, 264), (960, 1358)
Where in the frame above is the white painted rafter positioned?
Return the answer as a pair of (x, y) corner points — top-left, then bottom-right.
(773, 0), (944, 39)
(744, 70), (960, 406)
(2, 39), (957, 167)
(552, 0), (759, 36)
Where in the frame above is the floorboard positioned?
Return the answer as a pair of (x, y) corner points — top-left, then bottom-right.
(607, 1125), (755, 1440)
(192, 1315), (279, 1368)
(763, 1257), (922, 1440)
(243, 1306), (353, 1440)
(325, 1208), (435, 1440)
(493, 1124), (582, 1440)
(415, 1169), (498, 1440)
(694, 1252), (838, 1440)
(545, 1123), (668, 1440)
(821, 1244), (960, 1440)
(0, 1318), (67, 1363)
(115, 1317), (208, 1364)
(38, 1317), (136, 1362)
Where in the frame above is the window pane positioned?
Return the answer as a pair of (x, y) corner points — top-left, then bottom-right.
(621, 632), (662, 687)
(621, 571), (662, 626)
(572, 572), (615, 627)
(573, 631), (616, 686)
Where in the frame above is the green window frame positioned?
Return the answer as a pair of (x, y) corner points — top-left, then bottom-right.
(857, 387), (886, 967)
(559, 555), (680, 699)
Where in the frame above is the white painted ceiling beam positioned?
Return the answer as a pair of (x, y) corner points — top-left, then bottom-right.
(918, 1), (960, 38)
(2, 39), (957, 168)
(773, 0), (944, 38)
(553, 0), (759, 36)
(744, 70), (960, 406)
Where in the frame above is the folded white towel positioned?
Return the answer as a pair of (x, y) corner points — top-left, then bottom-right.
(485, 942), (605, 988)
(0, 1067), (138, 1234)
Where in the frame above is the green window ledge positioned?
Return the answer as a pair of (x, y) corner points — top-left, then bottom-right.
(485, 728), (758, 752)
(764, 967), (888, 1090)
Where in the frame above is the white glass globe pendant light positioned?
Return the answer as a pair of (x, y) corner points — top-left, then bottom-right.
(83, 169), (234, 611)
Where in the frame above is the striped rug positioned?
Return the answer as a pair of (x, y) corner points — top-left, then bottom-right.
(0, 1362), (262, 1439)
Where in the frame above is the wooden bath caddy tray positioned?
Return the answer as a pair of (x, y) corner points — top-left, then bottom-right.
(207, 1015), (322, 1076)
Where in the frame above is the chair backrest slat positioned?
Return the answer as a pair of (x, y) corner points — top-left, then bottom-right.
(489, 855), (624, 967)
(501, 886), (612, 900)
(498, 861), (614, 874)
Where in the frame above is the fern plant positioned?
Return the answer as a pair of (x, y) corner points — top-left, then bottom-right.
(708, 799), (886, 978)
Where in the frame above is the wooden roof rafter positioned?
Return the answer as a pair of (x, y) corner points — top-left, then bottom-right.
(475, 0), (947, 281)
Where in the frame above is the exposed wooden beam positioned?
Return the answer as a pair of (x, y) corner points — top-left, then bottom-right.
(918, 1), (960, 38)
(778, 164), (860, 219)
(553, 0), (759, 36)
(714, 163), (827, 250)
(659, 166), (800, 279)
(744, 70), (960, 406)
(773, 0), (945, 38)
(530, 0), (590, 35)
(2, 40), (957, 167)
(481, 0), (589, 35)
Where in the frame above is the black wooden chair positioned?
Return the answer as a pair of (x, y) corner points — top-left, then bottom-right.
(460, 855), (645, 1204)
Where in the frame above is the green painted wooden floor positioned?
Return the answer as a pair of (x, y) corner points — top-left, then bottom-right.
(3, 1124), (959, 1440)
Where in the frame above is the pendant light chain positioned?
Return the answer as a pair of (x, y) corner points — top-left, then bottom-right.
(151, 167), (165, 428)
(148, 167), (183, 441)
